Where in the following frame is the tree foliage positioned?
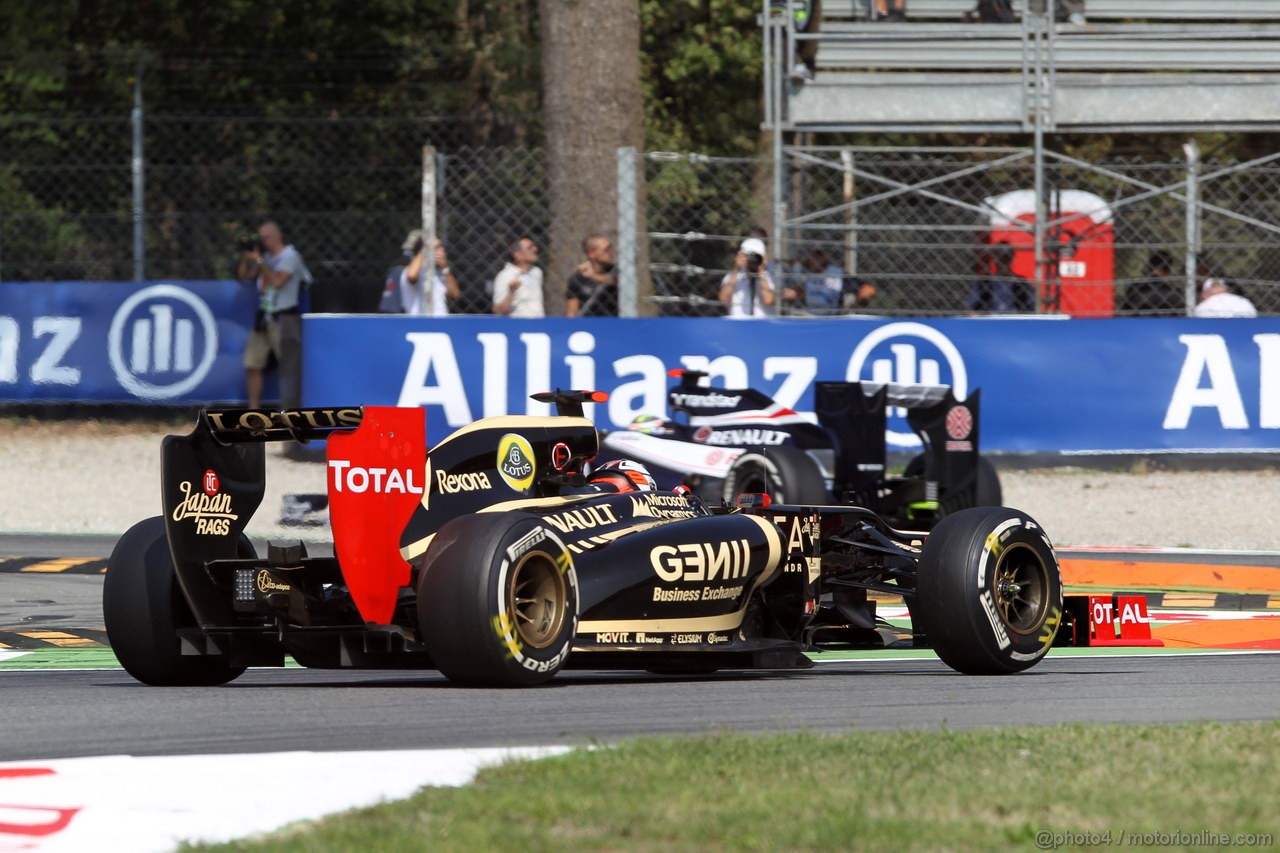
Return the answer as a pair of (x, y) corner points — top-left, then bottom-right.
(640, 0), (764, 156)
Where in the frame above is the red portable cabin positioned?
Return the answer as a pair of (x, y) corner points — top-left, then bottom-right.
(983, 189), (1116, 317)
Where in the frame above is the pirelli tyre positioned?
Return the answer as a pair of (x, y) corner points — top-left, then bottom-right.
(103, 516), (249, 686)
(418, 514), (579, 687)
(904, 453), (1003, 507)
(722, 446), (827, 505)
(914, 507), (1063, 675)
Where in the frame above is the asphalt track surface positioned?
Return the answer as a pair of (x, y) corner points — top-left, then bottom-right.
(4, 652), (1280, 762)
(3, 533), (1280, 763)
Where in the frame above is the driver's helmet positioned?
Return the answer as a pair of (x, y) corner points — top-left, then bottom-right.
(588, 459), (657, 493)
(627, 414), (672, 436)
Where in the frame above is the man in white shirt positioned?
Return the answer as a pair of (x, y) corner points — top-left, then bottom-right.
(399, 232), (461, 316)
(493, 236), (545, 318)
(718, 237), (777, 318)
(1194, 277), (1257, 318)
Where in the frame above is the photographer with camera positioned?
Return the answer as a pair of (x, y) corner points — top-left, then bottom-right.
(718, 237), (777, 317)
(237, 220), (311, 409)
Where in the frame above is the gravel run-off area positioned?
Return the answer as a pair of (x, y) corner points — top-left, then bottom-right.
(3, 418), (1280, 552)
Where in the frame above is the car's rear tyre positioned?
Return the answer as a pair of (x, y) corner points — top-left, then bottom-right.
(103, 517), (248, 686)
(914, 507), (1062, 674)
(722, 446), (827, 505)
(417, 514), (578, 687)
(903, 453), (1003, 507)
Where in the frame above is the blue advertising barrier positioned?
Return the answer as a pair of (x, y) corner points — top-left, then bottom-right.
(303, 315), (1280, 454)
(0, 280), (262, 404)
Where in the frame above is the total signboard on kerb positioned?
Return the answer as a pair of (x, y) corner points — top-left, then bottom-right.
(299, 316), (1280, 454)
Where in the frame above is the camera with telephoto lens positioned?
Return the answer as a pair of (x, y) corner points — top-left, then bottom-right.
(238, 235), (264, 253)
(745, 253), (764, 274)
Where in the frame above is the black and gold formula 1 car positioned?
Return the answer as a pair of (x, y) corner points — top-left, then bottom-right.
(104, 391), (1065, 688)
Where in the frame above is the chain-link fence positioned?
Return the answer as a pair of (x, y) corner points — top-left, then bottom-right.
(4, 113), (1278, 318)
(643, 145), (1280, 317)
(437, 146), (547, 315)
(1, 111), (469, 312)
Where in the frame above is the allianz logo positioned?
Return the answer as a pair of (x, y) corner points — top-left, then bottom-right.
(108, 284), (218, 400)
(394, 326), (968, 440)
(845, 322), (969, 448)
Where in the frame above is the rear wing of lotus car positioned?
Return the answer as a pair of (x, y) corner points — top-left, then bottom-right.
(159, 406), (368, 628)
(814, 381), (983, 516)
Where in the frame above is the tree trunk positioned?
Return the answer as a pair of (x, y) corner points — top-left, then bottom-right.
(539, 0), (647, 316)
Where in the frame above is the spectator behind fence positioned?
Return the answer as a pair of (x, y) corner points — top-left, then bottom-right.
(746, 225), (780, 279)
(1030, 0), (1086, 25)
(971, 0), (1014, 22)
(872, 0), (906, 22)
(1120, 250), (1183, 316)
(566, 234), (618, 317)
(771, 1), (824, 82)
(975, 0), (1084, 24)
(719, 237), (778, 318)
(1194, 277), (1257, 318)
(396, 231), (460, 316)
(781, 248), (877, 314)
(237, 220), (311, 409)
(493, 236), (545, 318)
(963, 242), (1035, 314)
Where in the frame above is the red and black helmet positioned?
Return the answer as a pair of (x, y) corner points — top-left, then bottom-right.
(587, 459), (657, 493)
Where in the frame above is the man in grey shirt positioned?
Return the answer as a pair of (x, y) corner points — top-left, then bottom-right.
(238, 220), (311, 408)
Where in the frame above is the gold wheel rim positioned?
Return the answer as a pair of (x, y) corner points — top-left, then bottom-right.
(507, 552), (567, 650)
(993, 542), (1049, 636)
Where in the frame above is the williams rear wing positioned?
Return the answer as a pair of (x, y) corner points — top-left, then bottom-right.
(814, 381), (982, 515)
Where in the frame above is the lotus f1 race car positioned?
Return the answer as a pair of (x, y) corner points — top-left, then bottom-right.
(104, 392), (1067, 688)
(596, 370), (1001, 529)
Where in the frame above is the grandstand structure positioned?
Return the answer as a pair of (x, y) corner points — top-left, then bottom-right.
(762, 0), (1280, 313)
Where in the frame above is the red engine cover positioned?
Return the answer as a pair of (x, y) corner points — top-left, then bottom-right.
(326, 407), (427, 625)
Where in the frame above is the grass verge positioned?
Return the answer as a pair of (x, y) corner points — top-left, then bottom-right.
(186, 722), (1279, 852)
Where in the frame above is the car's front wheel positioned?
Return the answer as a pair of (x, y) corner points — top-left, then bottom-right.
(417, 514), (578, 687)
(914, 507), (1062, 674)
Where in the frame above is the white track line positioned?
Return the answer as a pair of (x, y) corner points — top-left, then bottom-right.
(0, 747), (570, 852)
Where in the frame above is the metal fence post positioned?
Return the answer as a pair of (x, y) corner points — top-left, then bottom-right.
(771, 16), (787, 265)
(131, 58), (146, 282)
(841, 149), (857, 276)
(1184, 139), (1201, 316)
(421, 145), (436, 294)
(435, 149), (448, 246)
(616, 146), (638, 317)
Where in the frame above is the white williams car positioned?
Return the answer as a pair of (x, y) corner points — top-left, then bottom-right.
(593, 370), (1001, 529)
